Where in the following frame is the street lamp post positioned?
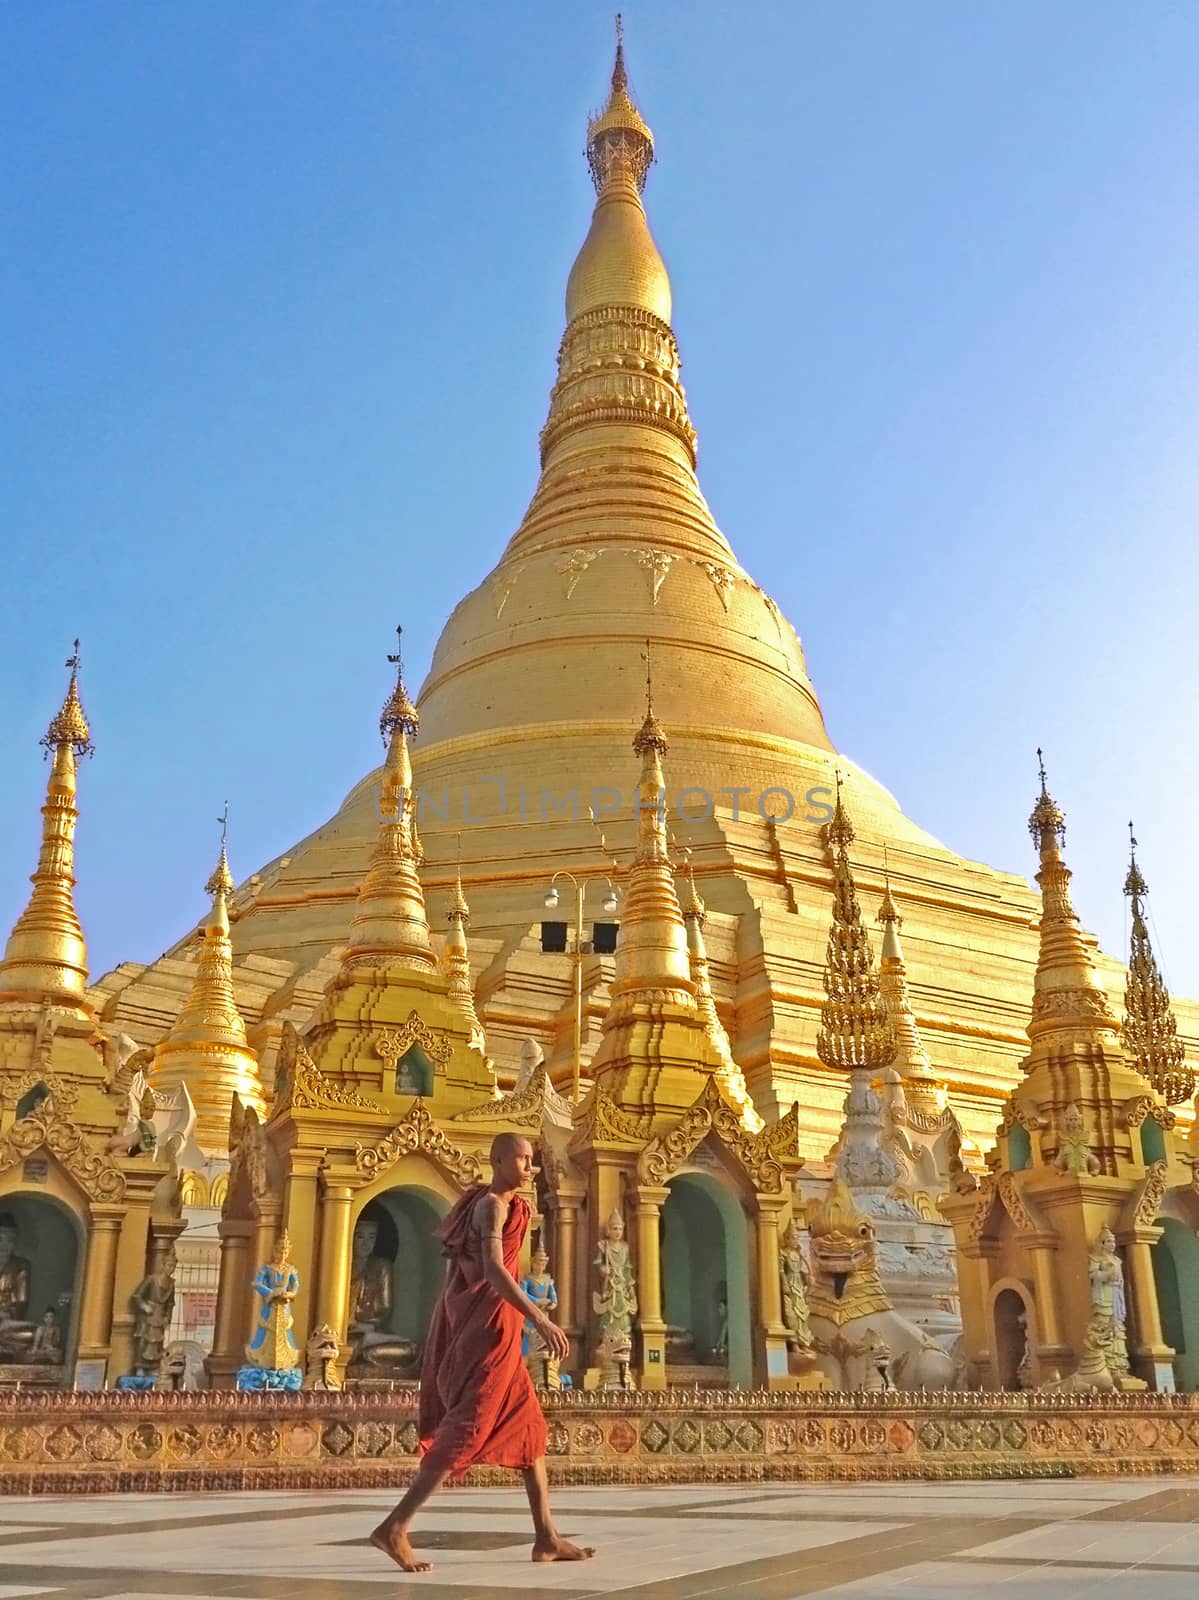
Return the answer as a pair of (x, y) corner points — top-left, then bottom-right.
(545, 870), (618, 1105)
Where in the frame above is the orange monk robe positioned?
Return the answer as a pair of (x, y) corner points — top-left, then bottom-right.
(418, 1187), (548, 1477)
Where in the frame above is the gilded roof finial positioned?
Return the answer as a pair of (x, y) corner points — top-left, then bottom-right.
(586, 14), (654, 195)
(633, 638), (667, 757)
(1028, 746), (1066, 856)
(824, 769), (855, 855)
(1024, 752), (1114, 1040)
(444, 833), (484, 1049)
(380, 624), (419, 743)
(0, 644), (95, 1016)
(816, 791), (896, 1073)
(1122, 823), (1193, 1104)
(42, 639), (93, 758)
(878, 843), (900, 929)
(150, 808), (264, 1154)
(205, 801), (235, 904)
(342, 629), (434, 971)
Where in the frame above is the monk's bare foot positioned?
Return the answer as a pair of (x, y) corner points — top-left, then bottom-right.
(369, 1525), (432, 1573)
(532, 1535), (596, 1563)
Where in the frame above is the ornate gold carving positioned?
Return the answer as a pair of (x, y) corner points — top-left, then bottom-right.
(1031, 988), (1114, 1021)
(0, 1063), (77, 1116)
(631, 548), (674, 606)
(996, 1172), (1046, 1236)
(568, 1086), (651, 1150)
(694, 561), (736, 611)
(1130, 1160), (1170, 1230)
(0, 1107), (125, 1201)
(452, 1062), (553, 1129)
(557, 548), (604, 599)
(490, 568), (523, 620)
(999, 1099), (1045, 1136)
(355, 1100), (482, 1188)
(637, 1076), (785, 1193)
(273, 1024), (382, 1117)
(373, 1011), (453, 1073)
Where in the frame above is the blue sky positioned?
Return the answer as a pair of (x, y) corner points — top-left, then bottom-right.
(2, 2), (1197, 997)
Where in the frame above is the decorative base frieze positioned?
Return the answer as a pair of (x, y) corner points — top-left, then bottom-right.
(1, 1388), (1198, 1492)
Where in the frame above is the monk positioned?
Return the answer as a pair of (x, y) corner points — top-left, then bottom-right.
(369, 1132), (594, 1573)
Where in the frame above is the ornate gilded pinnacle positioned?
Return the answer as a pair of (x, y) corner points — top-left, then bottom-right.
(41, 641), (93, 758)
(380, 625), (419, 744)
(1028, 747), (1066, 854)
(816, 793), (896, 1074)
(205, 802), (235, 900)
(824, 771), (855, 856)
(586, 15), (654, 194)
(632, 640), (667, 756)
(1122, 823), (1194, 1105)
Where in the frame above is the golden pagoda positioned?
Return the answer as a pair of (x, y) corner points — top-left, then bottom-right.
(942, 761), (1199, 1391)
(0, 648), (182, 1389)
(96, 28), (1199, 1167)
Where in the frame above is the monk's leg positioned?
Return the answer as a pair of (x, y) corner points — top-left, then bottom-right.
(522, 1459), (596, 1562)
(369, 1459), (450, 1573)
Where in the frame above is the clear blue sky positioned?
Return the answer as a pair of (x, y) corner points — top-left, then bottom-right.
(2, 2), (1197, 998)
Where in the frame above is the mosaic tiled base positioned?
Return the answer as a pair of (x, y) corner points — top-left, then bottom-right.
(1, 1388), (1198, 1492)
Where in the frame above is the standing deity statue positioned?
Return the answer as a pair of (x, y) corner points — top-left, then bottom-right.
(593, 1207), (637, 1388)
(131, 1249), (177, 1375)
(521, 1241), (561, 1387)
(779, 1220), (814, 1351)
(1088, 1224), (1130, 1380)
(245, 1232), (300, 1371)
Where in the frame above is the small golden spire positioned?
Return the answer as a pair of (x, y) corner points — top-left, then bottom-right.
(0, 643), (95, 1017)
(680, 858), (762, 1131)
(876, 848), (940, 1104)
(342, 629), (434, 971)
(1024, 751), (1114, 1040)
(444, 834), (485, 1048)
(1122, 823), (1193, 1104)
(816, 791), (896, 1073)
(150, 809), (265, 1154)
(604, 657), (693, 1013)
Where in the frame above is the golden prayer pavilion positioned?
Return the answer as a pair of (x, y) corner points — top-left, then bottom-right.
(1, 29), (1197, 1433)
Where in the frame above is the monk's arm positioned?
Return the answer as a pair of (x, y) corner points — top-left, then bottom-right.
(475, 1195), (547, 1321)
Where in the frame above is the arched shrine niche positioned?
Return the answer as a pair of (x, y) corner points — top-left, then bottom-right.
(989, 1281), (1035, 1390)
(347, 1185), (449, 1381)
(661, 1167), (752, 1389)
(0, 1194), (83, 1383)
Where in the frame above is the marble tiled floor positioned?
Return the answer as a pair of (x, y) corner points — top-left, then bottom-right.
(0, 1477), (1196, 1599)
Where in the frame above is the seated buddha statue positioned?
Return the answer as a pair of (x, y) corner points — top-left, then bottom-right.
(346, 1216), (419, 1377)
(0, 1214), (35, 1359)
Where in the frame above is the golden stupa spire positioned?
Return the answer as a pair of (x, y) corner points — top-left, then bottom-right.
(150, 805), (265, 1154)
(0, 642), (95, 1018)
(1122, 822), (1193, 1104)
(444, 835), (485, 1048)
(815, 777), (896, 1072)
(875, 847), (940, 1105)
(605, 645), (694, 1013)
(342, 628), (435, 971)
(680, 859), (762, 1131)
(1025, 750), (1115, 1041)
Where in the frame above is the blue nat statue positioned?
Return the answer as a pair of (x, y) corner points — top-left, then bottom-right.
(236, 1230), (303, 1392)
(521, 1239), (561, 1389)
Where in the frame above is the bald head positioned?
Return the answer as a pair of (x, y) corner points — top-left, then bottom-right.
(490, 1131), (532, 1167)
(489, 1132), (535, 1192)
